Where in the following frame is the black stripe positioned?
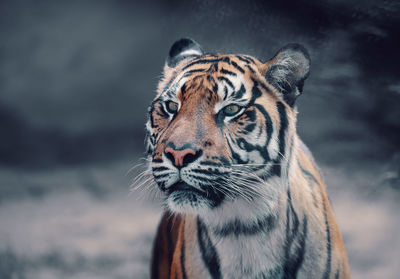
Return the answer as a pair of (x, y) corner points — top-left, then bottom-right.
(235, 83), (246, 99)
(197, 217), (222, 279)
(283, 191), (295, 278)
(298, 163), (319, 185)
(287, 188), (299, 234)
(207, 74), (216, 84)
(155, 109), (169, 119)
(254, 104), (273, 147)
(213, 215), (276, 237)
(289, 216), (308, 276)
(153, 173), (170, 179)
(217, 76), (234, 89)
(243, 108), (257, 122)
(182, 58), (225, 71)
(191, 168), (214, 175)
(206, 75), (218, 97)
(243, 55), (256, 63)
(335, 269), (340, 279)
(223, 85), (228, 100)
(183, 68), (205, 77)
(148, 101), (159, 128)
(166, 90), (174, 98)
(277, 101), (288, 159)
(241, 123), (256, 134)
(191, 169), (228, 176)
(156, 101), (169, 117)
(179, 83), (187, 98)
(322, 202), (332, 279)
(258, 80), (273, 94)
(220, 68), (237, 76)
(158, 181), (166, 191)
(282, 187), (304, 279)
(251, 104), (274, 165)
(226, 135), (248, 164)
(270, 163), (281, 177)
(246, 64), (256, 73)
(152, 166), (169, 172)
(180, 227), (188, 279)
(235, 55), (251, 64)
(200, 161), (222, 167)
(149, 114), (156, 130)
(211, 155), (230, 164)
(231, 60), (245, 73)
(208, 63), (218, 72)
(250, 80), (262, 104)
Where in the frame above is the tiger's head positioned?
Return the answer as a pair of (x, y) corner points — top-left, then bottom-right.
(145, 38), (310, 215)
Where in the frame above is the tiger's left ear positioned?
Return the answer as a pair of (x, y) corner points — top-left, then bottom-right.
(263, 44), (310, 107)
(166, 38), (204, 68)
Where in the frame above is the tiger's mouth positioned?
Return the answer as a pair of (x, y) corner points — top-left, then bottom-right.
(166, 180), (225, 210)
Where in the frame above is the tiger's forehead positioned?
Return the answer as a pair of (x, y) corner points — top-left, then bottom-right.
(159, 54), (263, 104)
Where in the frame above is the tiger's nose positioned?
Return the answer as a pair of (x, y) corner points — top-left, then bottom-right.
(164, 147), (201, 168)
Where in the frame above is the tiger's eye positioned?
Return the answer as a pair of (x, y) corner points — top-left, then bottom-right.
(166, 101), (179, 113)
(222, 104), (241, 116)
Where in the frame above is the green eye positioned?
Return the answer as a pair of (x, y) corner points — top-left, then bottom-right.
(166, 101), (179, 114)
(222, 104), (241, 117)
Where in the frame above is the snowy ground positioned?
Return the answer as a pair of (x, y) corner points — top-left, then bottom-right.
(0, 159), (399, 279)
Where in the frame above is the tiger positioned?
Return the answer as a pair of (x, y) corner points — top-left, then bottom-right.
(144, 38), (350, 279)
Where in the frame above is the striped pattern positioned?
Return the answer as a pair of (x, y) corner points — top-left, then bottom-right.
(148, 41), (350, 278)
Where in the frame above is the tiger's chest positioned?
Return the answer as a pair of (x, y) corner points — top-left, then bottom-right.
(213, 233), (285, 279)
(183, 215), (286, 279)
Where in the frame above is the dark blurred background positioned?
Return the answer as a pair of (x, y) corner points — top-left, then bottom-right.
(0, 0), (399, 278)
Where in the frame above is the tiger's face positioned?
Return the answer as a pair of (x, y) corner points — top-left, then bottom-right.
(146, 39), (310, 214)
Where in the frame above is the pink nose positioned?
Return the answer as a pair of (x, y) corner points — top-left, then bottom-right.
(164, 147), (197, 167)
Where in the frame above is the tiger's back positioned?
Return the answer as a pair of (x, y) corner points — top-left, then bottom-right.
(146, 39), (350, 278)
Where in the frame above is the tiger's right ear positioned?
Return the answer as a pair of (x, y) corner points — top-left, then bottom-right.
(262, 44), (310, 107)
(166, 38), (204, 68)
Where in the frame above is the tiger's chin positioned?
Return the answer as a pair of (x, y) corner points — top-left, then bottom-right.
(166, 192), (215, 215)
(165, 181), (224, 215)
